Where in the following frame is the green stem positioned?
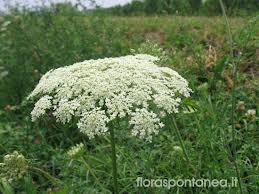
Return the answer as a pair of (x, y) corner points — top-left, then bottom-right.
(219, 1), (243, 193)
(29, 166), (59, 186)
(81, 157), (106, 191)
(110, 127), (119, 194)
(171, 116), (196, 174)
(0, 144), (7, 152)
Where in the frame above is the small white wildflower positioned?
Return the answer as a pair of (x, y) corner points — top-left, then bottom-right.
(245, 109), (256, 119)
(29, 54), (191, 141)
(0, 151), (28, 183)
(67, 143), (84, 158)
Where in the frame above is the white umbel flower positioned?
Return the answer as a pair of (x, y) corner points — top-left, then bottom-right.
(29, 54), (191, 140)
(245, 109), (256, 119)
(67, 143), (84, 158)
(0, 151), (28, 183)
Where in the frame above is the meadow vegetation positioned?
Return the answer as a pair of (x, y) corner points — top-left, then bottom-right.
(0, 6), (258, 194)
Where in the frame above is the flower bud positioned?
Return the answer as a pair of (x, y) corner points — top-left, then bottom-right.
(236, 101), (245, 112)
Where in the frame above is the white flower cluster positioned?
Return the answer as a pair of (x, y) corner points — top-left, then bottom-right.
(31, 95), (52, 122)
(245, 109), (256, 119)
(0, 151), (28, 183)
(29, 54), (191, 141)
(67, 143), (84, 158)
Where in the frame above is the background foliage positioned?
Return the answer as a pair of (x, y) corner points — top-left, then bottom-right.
(105, 0), (259, 16)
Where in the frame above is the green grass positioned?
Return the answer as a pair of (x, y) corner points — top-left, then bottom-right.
(0, 12), (258, 194)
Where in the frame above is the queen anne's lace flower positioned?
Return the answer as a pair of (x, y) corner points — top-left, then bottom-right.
(245, 109), (256, 119)
(0, 151), (28, 183)
(29, 54), (191, 141)
(67, 143), (84, 158)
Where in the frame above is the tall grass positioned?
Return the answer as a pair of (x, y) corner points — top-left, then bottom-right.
(219, 0), (242, 193)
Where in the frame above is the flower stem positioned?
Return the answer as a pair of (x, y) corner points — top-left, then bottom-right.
(29, 166), (59, 186)
(81, 157), (106, 191)
(171, 116), (196, 173)
(110, 127), (119, 194)
(219, 1), (243, 193)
